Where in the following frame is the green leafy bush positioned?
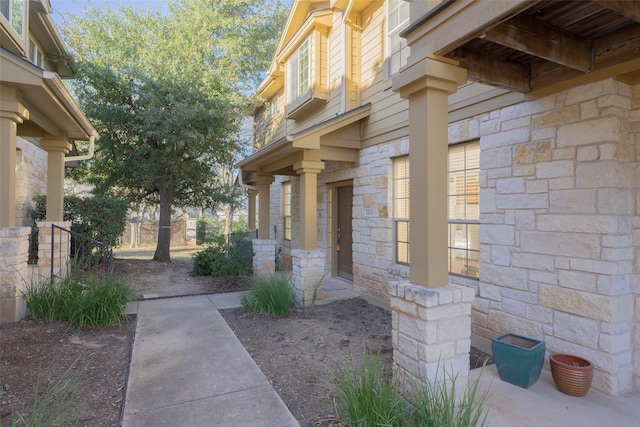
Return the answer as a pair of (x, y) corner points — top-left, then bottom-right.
(23, 274), (131, 327)
(332, 354), (490, 427)
(191, 233), (253, 277)
(33, 194), (128, 246)
(240, 273), (297, 317)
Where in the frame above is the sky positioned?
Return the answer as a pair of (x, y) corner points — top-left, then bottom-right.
(51, 0), (171, 25)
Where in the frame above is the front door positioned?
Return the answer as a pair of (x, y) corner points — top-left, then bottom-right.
(337, 185), (353, 280)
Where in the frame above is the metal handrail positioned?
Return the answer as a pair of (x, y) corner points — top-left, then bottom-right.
(51, 224), (114, 280)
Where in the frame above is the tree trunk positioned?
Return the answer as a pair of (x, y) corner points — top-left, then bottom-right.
(154, 180), (174, 262)
(224, 204), (234, 243)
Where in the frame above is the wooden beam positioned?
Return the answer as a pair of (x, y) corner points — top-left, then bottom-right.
(531, 25), (640, 90)
(449, 47), (530, 92)
(483, 15), (592, 72)
(319, 147), (358, 163)
(593, 0), (640, 23)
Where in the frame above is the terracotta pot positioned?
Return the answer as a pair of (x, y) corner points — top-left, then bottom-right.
(549, 354), (593, 397)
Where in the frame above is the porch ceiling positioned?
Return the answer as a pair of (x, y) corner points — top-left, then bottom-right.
(419, 0), (640, 95)
(237, 103), (371, 184)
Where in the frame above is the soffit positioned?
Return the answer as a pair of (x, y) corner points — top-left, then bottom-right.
(236, 103), (371, 182)
(1, 48), (95, 140)
(411, 0), (640, 95)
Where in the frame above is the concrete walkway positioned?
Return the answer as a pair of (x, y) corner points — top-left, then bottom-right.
(121, 293), (300, 427)
(122, 289), (640, 427)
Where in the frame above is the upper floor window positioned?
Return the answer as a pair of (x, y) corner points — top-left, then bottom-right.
(1, 0), (24, 39)
(283, 181), (292, 241)
(29, 39), (43, 68)
(268, 96), (280, 119)
(287, 38), (311, 104)
(448, 141), (480, 279)
(387, 0), (410, 76)
(393, 156), (410, 265)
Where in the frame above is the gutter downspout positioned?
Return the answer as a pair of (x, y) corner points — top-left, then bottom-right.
(237, 169), (258, 191)
(64, 134), (96, 162)
(339, 0), (354, 115)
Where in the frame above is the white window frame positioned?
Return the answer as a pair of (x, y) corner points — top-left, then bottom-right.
(387, 0), (410, 77)
(393, 156), (410, 265)
(448, 141), (480, 279)
(0, 0), (26, 40)
(29, 38), (43, 68)
(286, 37), (311, 104)
(283, 181), (292, 241)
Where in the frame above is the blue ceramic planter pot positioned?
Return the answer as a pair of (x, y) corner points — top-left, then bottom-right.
(492, 333), (545, 389)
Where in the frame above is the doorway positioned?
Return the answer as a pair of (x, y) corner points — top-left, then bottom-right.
(336, 185), (353, 280)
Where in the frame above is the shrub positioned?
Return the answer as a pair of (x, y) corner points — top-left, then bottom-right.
(240, 273), (297, 317)
(191, 233), (253, 278)
(34, 194), (128, 246)
(331, 354), (490, 427)
(23, 274), (131, 327)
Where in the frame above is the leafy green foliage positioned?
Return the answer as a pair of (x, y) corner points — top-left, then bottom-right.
(240, 273), (297, 317)
(61, 0), (288, 261)
(191, 234), (253, 278)
(332, 354), (490, 427)
(33, 195), (128, 247)
(23, 274), (131, 327)
(12, 358), (90, 427)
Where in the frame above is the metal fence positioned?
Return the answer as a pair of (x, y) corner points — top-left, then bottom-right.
(51, 224), (114, 281)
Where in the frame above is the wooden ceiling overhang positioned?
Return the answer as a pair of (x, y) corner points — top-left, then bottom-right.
(405, 0), (640, 96)
(236, 103), (371, 184)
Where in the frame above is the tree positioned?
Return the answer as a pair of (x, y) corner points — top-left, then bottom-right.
(63, 0), (287, 261)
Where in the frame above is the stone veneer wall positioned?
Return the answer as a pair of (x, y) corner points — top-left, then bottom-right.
(318, 139), (410, 302)
(267, 139), (410, 303)
(449, 78), (639, 396)
(0, 227), (30, 322)
(15, 137), (47, 227)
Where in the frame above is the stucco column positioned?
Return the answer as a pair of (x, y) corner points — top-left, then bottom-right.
(294, 159), (325, 250)
(255, 174), (274, 240)
(392, 55), (467, 288)
(0, 87), (28, 228)
(247, 189), (258, 232)
(40, 138), (72, 222)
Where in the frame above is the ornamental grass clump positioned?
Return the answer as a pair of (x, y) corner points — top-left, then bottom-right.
(12, 358), (90, 427)
(23, 273), (131, 327)
(240, 273), (297, 317)
(332, 350), (411, 427)
(331, 352), (490, 427)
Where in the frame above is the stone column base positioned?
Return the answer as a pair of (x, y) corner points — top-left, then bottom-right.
(252, 239), (277, 275)
(292, 249), (325, 304)
(0, 227), (30, 322)
(389, 281), (475, 397)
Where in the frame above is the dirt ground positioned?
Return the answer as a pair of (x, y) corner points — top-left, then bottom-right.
(0, 246), (490, 426)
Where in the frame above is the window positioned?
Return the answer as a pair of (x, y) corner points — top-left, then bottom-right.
(387, 0), (410, 76)
(283, 181), (292, 241)
(448, 141), (480, 278)
(393, 156), (410, 264)
(287, 38), (311, 104)
(1, 0), (24, 38)
(29, 39), (43, 68)
(268, 96), (279, 119)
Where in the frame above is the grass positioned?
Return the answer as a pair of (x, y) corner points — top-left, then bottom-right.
(23, 273), (131, 327)
(332, 352), (490, 427)
(240, 273), (298, 317)
(12, 358), (90, 426)
(332, 350), (411, 427)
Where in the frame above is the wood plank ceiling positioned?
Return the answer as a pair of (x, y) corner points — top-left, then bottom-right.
(444, 0), (640, 92)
